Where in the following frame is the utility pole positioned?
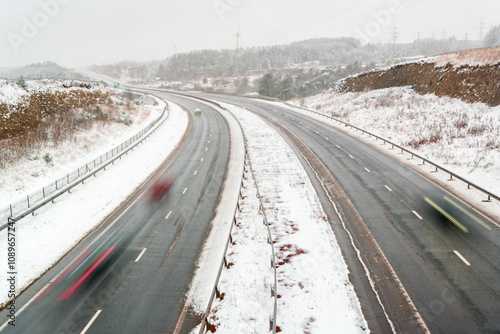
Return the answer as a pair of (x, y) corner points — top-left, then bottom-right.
(235, 27), (241, 51)
(389, 26), (399, 44)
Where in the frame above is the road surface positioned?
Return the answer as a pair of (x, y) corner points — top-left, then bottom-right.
(0, 93), (230, 334)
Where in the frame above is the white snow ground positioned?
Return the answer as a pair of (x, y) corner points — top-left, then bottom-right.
(187, 102), (368, 333)
(0, 98), (188, 304)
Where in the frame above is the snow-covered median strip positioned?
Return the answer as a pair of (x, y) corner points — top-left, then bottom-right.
(0, 101), (188, 305)
(201, 102), (368, 333)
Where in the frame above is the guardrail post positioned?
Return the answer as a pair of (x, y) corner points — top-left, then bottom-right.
(269, 316), (274, 332)
(270, 255), (274, 268)
(10, 204), (13, 217)
(204, 318), (213, 333)
(27, 195), (30, 208)
(448, 174), (453, 181)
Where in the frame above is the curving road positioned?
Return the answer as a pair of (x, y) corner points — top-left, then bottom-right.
(196, 93), (500, 334)
(0, 93), (230, 334)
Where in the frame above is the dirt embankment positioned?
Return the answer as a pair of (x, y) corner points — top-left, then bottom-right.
(0, 81), (111, 140)
(338, 48), (500, 107)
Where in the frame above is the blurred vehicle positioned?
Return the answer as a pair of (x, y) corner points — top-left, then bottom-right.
(148, 178), (174, 200)
(421, 190), (489, 233)
(423, 194), (470, 232)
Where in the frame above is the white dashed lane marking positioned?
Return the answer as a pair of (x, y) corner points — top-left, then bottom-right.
(454, 250), (471, 266)
(135, 248), (147, 262)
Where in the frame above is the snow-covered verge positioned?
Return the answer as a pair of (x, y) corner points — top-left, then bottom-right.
(292, 87), (500, 196)
(189, 102), (368, 333)
(0, 100), (188, 306)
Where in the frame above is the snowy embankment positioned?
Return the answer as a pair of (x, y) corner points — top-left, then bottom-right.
(0, 99), (188, 305)
(0, 81), (155, 203)
(288, 87), (500, 222)
(292, 87), (500, 194)
(189, 102), (368, 333)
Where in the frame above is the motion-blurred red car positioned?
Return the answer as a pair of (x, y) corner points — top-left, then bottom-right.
(148, 178), (174, 200)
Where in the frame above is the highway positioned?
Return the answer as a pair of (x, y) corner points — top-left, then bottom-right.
(2, 87), (500, 333)
(0, 93), (230, 334)
(196, 93), (500, 334)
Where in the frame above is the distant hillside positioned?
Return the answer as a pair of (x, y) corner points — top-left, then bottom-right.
(337, 47), (500, 106)
(0, 62), (85, 80)
(88, 37), (478, 83)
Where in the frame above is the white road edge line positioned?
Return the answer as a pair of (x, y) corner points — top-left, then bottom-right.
(135, 248), (147, 262)
(80, 310), (102, 334)
(385, 185), (393, 192)
(454, 250), (471, 266)
(412, 211), (423, 220)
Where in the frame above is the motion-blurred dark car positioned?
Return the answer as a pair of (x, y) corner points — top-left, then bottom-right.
(420, 188), (488, 233)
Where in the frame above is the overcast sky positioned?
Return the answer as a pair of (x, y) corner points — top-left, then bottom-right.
(0, 0), (499, 68)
